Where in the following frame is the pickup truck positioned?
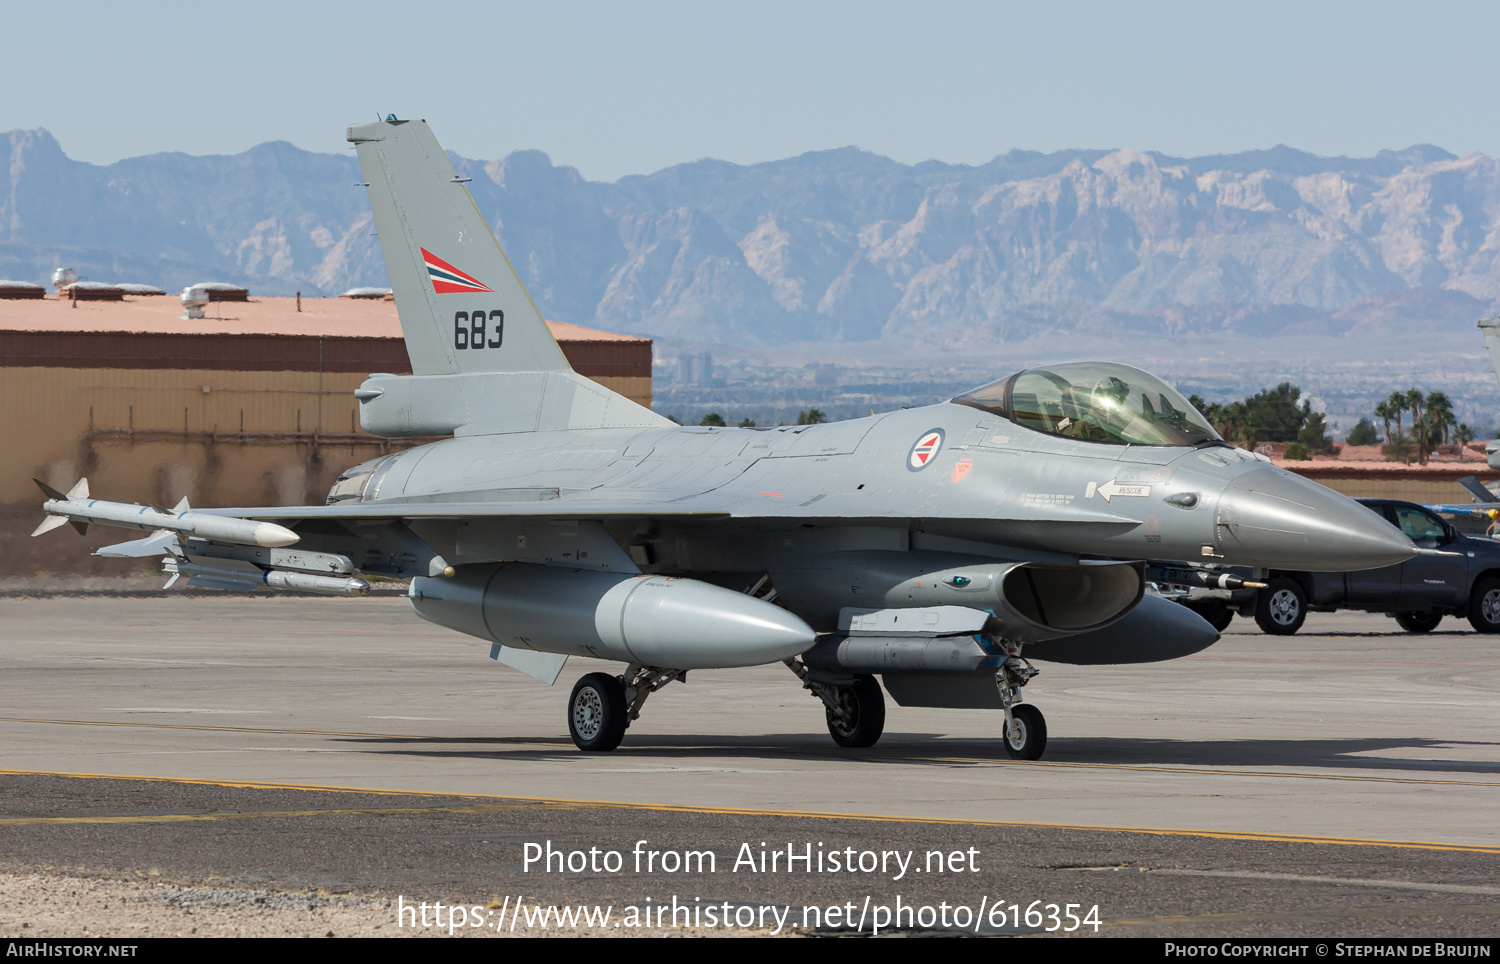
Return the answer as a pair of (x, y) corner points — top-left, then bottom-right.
(1176, 498), (1500, 635)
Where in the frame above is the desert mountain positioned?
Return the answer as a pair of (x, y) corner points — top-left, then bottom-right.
(3, 129), (1497, 345)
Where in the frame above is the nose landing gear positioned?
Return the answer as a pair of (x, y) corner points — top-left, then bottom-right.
(997, 649), (1046, 760)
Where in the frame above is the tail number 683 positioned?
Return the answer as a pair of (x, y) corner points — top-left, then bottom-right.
(455, 310), (504, 350)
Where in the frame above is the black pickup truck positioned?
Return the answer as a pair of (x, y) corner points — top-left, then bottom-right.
(1178, 498), (1500, 635)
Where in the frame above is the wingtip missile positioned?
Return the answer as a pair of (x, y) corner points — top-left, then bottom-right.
(33, 486), (299, 549)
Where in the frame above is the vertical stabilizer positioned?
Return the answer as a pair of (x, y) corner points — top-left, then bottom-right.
(346, 118), (667, 437)
(348, 118), (569, 376)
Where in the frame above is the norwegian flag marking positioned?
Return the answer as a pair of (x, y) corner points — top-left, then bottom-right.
(422, 248), (493, 294)
(908, 429), (945, 471)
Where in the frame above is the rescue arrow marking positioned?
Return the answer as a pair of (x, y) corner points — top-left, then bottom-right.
(1086, 479), (1152, 502)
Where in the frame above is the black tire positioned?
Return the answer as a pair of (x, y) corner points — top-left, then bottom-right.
(1004, 704), (1047, 761)
(825, 674), (886, 748)
(568, 673), (628, 752)
(1468, 576), (1500, 634)
(1395, 611), (1443, 634)
(1182, 599), (1234, 633)
(1254, 577), (1307, 635)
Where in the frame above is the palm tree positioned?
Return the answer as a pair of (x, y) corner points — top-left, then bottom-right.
(1425, 391), (1456, 446)
(1403, 388), (1427, 462)
(1384, 392), (1408, 440)
(1456, 422), (1476, 461)
(1373, 399), (1396, 444)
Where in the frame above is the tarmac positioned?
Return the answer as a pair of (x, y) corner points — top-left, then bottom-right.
(1, 594), (1498, 938)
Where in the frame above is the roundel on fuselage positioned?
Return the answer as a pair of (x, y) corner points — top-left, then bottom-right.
(907, 428), (945, 471)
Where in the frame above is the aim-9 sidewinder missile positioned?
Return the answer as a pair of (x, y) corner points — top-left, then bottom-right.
(30, 478), (298, 548)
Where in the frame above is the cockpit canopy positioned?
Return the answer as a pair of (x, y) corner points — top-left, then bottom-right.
(952, 362), (1220, 447)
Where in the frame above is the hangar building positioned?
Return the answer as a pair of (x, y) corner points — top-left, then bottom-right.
(0, 293), (652, 575)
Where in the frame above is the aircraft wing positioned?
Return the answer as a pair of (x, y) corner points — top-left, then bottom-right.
(200, 499), (1138, 527)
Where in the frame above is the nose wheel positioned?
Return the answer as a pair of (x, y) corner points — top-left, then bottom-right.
(996, 649), (1046, 760)
(1003, 704), (1047, 760)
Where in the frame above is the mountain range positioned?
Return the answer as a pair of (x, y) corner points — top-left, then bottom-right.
(4, 129), (1498, 348)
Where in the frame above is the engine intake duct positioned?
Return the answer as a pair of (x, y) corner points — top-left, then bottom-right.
(774, 551), (1143, 637)
(409, 563), (814, 669)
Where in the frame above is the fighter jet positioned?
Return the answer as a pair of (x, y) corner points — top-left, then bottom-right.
(34, 118), (1419, 759)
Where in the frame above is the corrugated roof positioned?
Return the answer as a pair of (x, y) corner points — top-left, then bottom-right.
(0, 294), (648, 343)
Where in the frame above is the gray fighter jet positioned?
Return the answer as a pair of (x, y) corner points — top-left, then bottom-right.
(34, 118), (1419, 759)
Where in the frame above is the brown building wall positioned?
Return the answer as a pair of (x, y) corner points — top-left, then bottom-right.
(1, 321), (652, 577)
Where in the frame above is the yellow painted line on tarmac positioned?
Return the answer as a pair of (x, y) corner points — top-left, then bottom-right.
(2, 767), (1499, 855)
(0, 802), (583, 827)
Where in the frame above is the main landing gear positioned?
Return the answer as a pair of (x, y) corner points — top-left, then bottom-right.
(567, 664), (684, 752)
(783, 642), (1049, 760)
(784, 659), (887, 748)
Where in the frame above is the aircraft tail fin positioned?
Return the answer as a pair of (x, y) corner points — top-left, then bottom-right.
(347, 118), (568, 377)
(346, 117), (666, 437)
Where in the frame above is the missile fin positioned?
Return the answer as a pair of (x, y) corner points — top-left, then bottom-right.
(70, 520), (89, 536)
(31, 514), (69, 537)
(68, 478), (89, 500)
(173, 497), (190, 512)
(95, 530), (177, 558)
(33, 478), (68, 502)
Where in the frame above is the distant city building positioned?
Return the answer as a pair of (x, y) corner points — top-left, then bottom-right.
(677, 353), (714, 386)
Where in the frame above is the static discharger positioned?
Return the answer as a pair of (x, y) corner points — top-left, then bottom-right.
(31, 478), (299, 548)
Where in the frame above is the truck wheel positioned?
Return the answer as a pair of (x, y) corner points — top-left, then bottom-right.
(1468, 577), (1500, 634)
(1254, 578), (1307, 635)
(1395, 612), (1443, 634)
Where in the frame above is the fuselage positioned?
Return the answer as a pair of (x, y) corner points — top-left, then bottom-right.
(330, 397), (1416, 611)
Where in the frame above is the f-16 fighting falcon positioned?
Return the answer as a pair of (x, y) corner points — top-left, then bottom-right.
(34, 118), (1420, 759)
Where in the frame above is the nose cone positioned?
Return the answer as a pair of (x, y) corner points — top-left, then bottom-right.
(1216, 468), (1416, 570)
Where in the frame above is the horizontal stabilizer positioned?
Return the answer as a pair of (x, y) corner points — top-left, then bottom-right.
(1457, 475), (1499, 504)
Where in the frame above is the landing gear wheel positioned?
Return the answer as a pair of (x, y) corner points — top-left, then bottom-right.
(1254, 578), (1307, 635)
(1468, 576), (1500, 634)
(568, 673), (627, 752)
(825, 674), (886, 748)
(1395, 611), (1443, 634)
(1004, 704), (1047, 761)
(1182, 599), (1234, 632)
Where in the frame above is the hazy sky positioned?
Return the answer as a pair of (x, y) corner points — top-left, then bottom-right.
(4, 0), (1495, 181)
